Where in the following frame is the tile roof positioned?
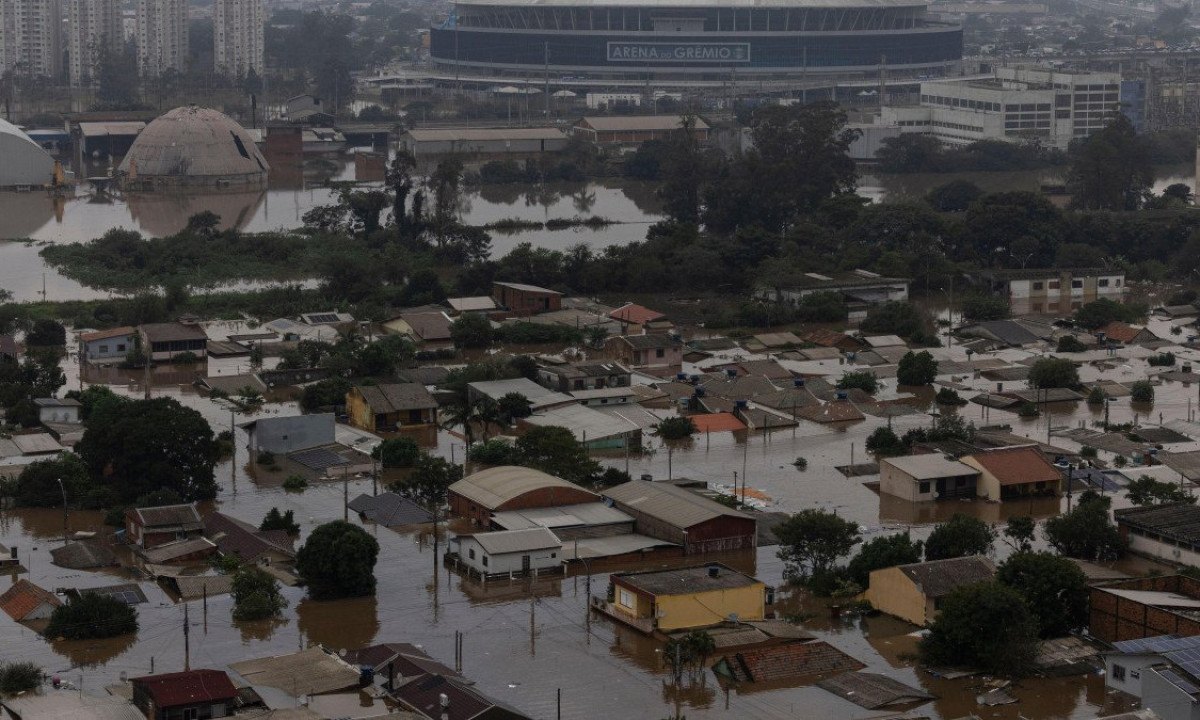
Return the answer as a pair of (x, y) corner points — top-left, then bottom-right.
(964, 445), (1063, 485)
(817, 672), (936, 710)
(131, 503), (204, 530)
(140, 322), (208, 343)
(203, 512), (295, 563)
(690, 412), (747, 433)
(610, 303), (666, 325)
(796, 400), (866, 424)
(356, 383), (438, 413)
(343, 643), (464, 680)
(131, 670), (238, 708)
(392, 674), (508, 720)
(347, 492), (434, 526)
(718, 640), (865, 683)
(80, 326), (137, 343)
(895, 556), (996, 598)
(604, 480), (753, 528)
(0, 579), (61, 620)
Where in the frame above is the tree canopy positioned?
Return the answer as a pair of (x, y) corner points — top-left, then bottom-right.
(45, 592), (138, 640)
(1044, 493), (1125, 561)
(996, 552), (1088, 638)
(296, 521), (380, 600)
(232, 566), (288, 621)
(1067, 113), (1154, 211)
(1027, 357), (1081, 390)
(846, 532), (924, 588)
(896, 351), (938, 386)
(774, 509), (861, 583)
(920, 582), (1039, 675)
(924, 514), (994, 561)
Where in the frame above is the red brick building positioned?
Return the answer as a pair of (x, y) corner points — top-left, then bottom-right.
(448, 466), (598, 525)
(603, 480), (757, 555)
(125, 503), (204, 549)
(1090, 575), (1200, 643)
(491, 282), (562, 317)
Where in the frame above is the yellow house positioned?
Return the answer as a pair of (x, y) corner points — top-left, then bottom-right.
(345, 384), (439, 433)
(606, 564), (768, 633)
(864, 555), (996, 626)
(959, 445), (1063, 502)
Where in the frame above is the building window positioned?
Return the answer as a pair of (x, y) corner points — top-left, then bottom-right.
(1111, 664), (1126, 681)
(1048, 280), (1060, 289)
(1032, 281), (1043, 290)
(1098, 279), (1109, 287)
(1072, 280), (1083, 289)
(551, 553), (556, 558)
(656, 349), (665, 358)
(469, 548), (475, 559)
(619, 588), (633, 607)
(482, 555), (489, 566)
(99, 345), (108, 353)
(918, 481), (931, 494)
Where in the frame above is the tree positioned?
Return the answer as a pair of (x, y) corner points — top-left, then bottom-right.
(1056, 335), (1087, 353)
(371, 437), (422, 468)
(865, 427), (906, 458)
(1130, 380), (1155, 403)
(656, 416), (698, 441)
(1067, 113), (1153, 211)
(0, 662), (42, 694)
(1127, 475), (1194, 506)
(295, 521), (380, 600)
(774, 509), (861, 582)
(1076, 298), (1145, 329)
(1003, 516), (1036, 553)
(861, 301), (930, 342)
(1028, 357), (1080, 390)
(232, 566), (288, 620)
(837, 370), (879, 394)
(925, 514), (994, 561)
(514, 426), (601, 486)
(450, 314), (493, 349)
(497, 392), (533, 422)
(847, 533), (924, 588)
(926, 180), (984, 212)
(1044, 494), (1125, 560)
(300, 377), (352, 411)
(896, 351), (938, 386)
(45, 592), (137, 640)
(75, 397), (219, 502)
(920, 582), (1038, 675)
(14, 454), (96, 508)
(389, 453), (462, 509)
(996, 552), (1089, 638)
(260, 507), (300, 534)
(25, 319), (65, 347)
(961, 294), (1011, 322)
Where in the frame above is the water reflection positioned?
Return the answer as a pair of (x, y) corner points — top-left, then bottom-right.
(49, 630), (137, 669)
(295, 595), (379, 651)
(237, 616), (288, 644)
(127, 190), (268, 236)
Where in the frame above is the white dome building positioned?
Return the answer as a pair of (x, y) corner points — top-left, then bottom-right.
(0, 118), (55, 189)
(119, 106), (269, 189)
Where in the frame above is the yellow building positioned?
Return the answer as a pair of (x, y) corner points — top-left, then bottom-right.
(345, 384), (439, 433)
(604, 564), (768, 633)
(959, 445), (1063, 502)
(864, 555), (996, 626)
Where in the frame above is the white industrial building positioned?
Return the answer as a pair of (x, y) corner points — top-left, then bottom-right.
(451, 527), (563, 578)
(874, 66), (1122, 151)
(0, 118), (55, 188)
(398, 128), (569, 159)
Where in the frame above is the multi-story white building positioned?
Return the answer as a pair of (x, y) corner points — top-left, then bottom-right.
(878, 66), (1122, 150)
(0, 0), (63, 78)
(67, 0), (120, 86)
(136, 0), (187, 77)
(214, 0), (264, 77)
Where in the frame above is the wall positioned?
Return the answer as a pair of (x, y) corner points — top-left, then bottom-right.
(345, 388), (374, 432)
(251, 413), (335, 455)
(457, 536), (562, 575)
(685, 516), (757, 554)
(879, 465), (932, 502)
(1105, 652), (1163, 699)
(655, 584), (765, 631)
(1089, 576), (1200, 642)
(1141, 667), (1200, 720)
(1126, 531), (1200, 568)
(864, 566), (928, 626)
(84, 334), (134, 361)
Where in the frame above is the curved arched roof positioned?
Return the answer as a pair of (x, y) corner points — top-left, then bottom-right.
(0, 118), (54, 187)
(118, 105), (269, 181)
(449, 465), (598, 509)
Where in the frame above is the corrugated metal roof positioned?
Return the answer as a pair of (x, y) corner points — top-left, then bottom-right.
(2, 693), (144, 720)
(493, 281), (561, 295)
(580, 115), (711, 132)
(881, 455), (979, 480)
(449, 466), (595, 509)
(459, 527), (562, 554)
(604, 480), (752, 528)
(491, 502), (632, 531)
(406, 128), (566, 142)
(229, 647), (361, 696)
(523, 403), (639, 442)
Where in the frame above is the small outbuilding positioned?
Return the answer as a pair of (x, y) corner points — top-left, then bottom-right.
(864, 555), (996, 626)
(451, 527), (563, 578)
(33, 397), (81, 425)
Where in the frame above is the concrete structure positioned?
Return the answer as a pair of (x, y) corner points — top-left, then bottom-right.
(242, 413), (335, 456)
(452, 527), (563, 577)
(67, 0), (120, 87)
(140, 321), (208, 362)
(1105, 635), (1200, 700)
(755, 270), (910, 311)
(448, 465), (599, 525)
(537, 362), (631, 393)
(960, 445), (1062, 502)
(214, 0), (264, 77)
(978, 267), (1126, 315)
(34, 397), (80, 424)
(878, 67), (1122, 151)
(573, 116), (710, 146)
(80, 326), (136, 362)
(604, 563), (767, 632)
(492, 281), (562, 316)
(125, 503), (204, 549)
(346, 383), (438, 432)
(606, 333), (683, 373)
(399, 127), (569, 158)
(0, 0), (62, 78)
(1116, 504), (1200, 568)
(1090, 575), (1200, 643)
(137, 0), (188, 76)
(120, 106), (269, 189)
(604, 480), (756, 554)
(878, 454), (980, 502)
(864, 555), (996, 626)
(0, 118), (55, 189)
(130, 670), (238, 720)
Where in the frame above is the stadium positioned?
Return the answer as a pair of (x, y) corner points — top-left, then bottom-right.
(429, 0), (963, 84)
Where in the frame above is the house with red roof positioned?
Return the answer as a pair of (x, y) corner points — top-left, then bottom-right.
(609, 303), (671, 334)
(130, 669), (238, 720)
(0, 579), (61, 621)
(1097, 321), (1159, 346)
(961, 445), (1063, 501)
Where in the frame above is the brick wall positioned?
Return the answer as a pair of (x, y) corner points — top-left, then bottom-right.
(1090, 575), (1200, 642)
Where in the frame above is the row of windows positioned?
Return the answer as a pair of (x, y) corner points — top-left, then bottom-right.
(931, 120), (982, 132)
(1005, 112), (1050, 122)
(1005, 120), (1051, 129)
(922, 95), (1001, 112)
(1030, 278), (1121, 290)
(1004, 103), (1052, 112)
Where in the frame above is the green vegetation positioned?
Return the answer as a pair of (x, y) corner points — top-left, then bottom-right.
(878, 135), (1064, 174)
(232, 566), (288, 621)
(0, 662), (42, 695)
(1003, 516), (1036, 553)
(847, 533), (924, 588)
(260, 507), (301, 534)
(920, 582), (1039, 676)
(774, 509), (861, 587)
(45, 592), (138, 640)
(1076, 298), (1148, 330)
(837, 371), (879, 394)
(282, 475), (308, 492)
(371, 437), (422, 468)
(1127, 475), (1195, 506)
(1131, 380), (1155, 403)
(656, 416), (698, 441)
(1044, 493), (1125, 561)
(296, 521), (380, 600)
(996, 552), (1089, 638)
(896, 351), (938, 386)
(960, 294), (1010, 322)
(1087, 387), (1107, 405)
(924, 514), (994, 561)
(1056, 335), (1087, 353)
(935, 388), (967, 406)
(865, 427), (906, 458)
(1028, 357), (1081, 390)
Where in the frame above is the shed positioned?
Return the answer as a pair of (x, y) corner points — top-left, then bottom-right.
(346, 383), (438, 432)
(451, 527), (563, 577)
(32, 397), (81, 425)
(603, 480), (756, 554)
(864, 555), (997, 626)
(879, 455), (980, 502)
(448, 466), (598, 525)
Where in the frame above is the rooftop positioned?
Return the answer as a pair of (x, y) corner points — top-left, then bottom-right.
(963, 445), (1062, 485)
(881, 454), (979, 480)
(130, 503), (203, 530)
(347, 492), (435, 526)
(140, 322), (208, 343)
(614, 563), (762, 596)
(616, 333), (679, 350)
(450, 465), (596, 509)
(130, 670), (238, 708)
(457, 527), (562, 555)
(0, 693), (143, 720)
(229, 647), (362, 696)
(406, 127), (566, 142)
(580, 115), (711, 132)
(894, 555), (996, 598)
(0, 579), (61, 620)
(493, 281), (562, 295)
(1115, 504), (1200, 547)
(80, 326), (137, 343)
(355, 383), (438, 413)
(490, 502), (633, 531)
(604, 480), (753, 528)
(610, 303), (666, 325)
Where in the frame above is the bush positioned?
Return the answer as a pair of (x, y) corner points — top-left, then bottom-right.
(0, 662), (42, 694)
(836, 370), (879, 394)
(372, 437), (422, 468)
(935, 388), (967, 406)
(260, 507), (300, 534)
(1131, 380), (1155, 403)
(232, 566), (288, 621)
(468, 439), (519, 465)
(45, 592), (138, 640)
(256, 450), (276, 466)
(925, 514), (994, 560)
(1028, 357), (1080, 389)
(1148, 352), (1176, 367)
(1055, 335), (1087, 353)
(920, 582), (1038, 675)
(282, 475), (308, 492)
(1087, 387), (1106, 404)
(896, 351), (938, 386)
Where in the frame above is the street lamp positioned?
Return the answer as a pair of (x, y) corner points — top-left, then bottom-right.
(55, 478), (67, 545)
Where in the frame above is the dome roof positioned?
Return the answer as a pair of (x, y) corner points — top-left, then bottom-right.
(0, 117), (54, 188)
(119, 106), (269, 184)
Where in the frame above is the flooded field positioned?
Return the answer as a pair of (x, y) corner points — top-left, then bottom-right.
(1, 314), (1196, 718)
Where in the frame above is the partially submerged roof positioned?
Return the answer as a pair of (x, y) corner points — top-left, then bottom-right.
(468, 377), (574, 408)
(347, 492), (434, 526)
(130, 670), (238, 708)
(610, 302), (666, 325)
(50, 541), (117, 569)
(230, 647), (362, 696)
(1115, 504), (1200, 546)
(355, 383), (438, 412)
(458, 527), (562, 555)
(0, 579), (61, 620)
(130, 503), (204, 530)
(817, 672), (935, 710)
(604, 480), (753, 528)
(714, 640), (864, 683)
(0, 693), (143, 720)
(881, 454), (979, 480)
(523, 403), (639, 442)
(140, 322), (208, 342)
(140, 537), (218, 564)
(493, 281), (561, 295)
(80, 326), (137, 343)
(614, 563), (761, 596)
(963, 445), (1062, 485)
(894, 556), (996, 599)
(450, 466), (596, 509)
(204, 512), (295, 563)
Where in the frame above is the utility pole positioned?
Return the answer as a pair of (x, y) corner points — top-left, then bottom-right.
(544, 43), (550, 121)
(183, 602), (190, 671)
(343, 466), (349, 522)
(230, 410), (236, 494)
(56, 478), (67, 545)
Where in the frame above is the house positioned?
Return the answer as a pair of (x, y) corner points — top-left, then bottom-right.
(382, 311), (454, 348)
(343, 642), (463, 688)
(348, 492), (435, 527)
(603, 480), (757, 554)
(0, 579), (61, 621)
(230, 647), (362, 696)
(286, 94), (334, 125)
(491, 282), (562, 317)
(399, 127), (569, 159)
(242, 413), (336, 455)
(1098, 321), (1160, 346)
(864, 556), (997, 626)
(139, 537), (219, 565)
(1104, 634), (1200, 699)
(448, 466), (599, 525)
(878, 455), (981, 502)
(976, 267), (1125, 315)
(391, 673), (533, 720)
(33, 397), (81, 424)
(600, 563), (768, 633)
(609, 303), (671, 334)
(960, 445), (1062, 501)
(956, 319), (1046, 348)
(519, 404), (642, 450)
(572, 115), (709, 146)
(80, 326), (137, 362)
(204, 512), (296, 567)
(1, 693), (143, 720)
(447, 296), (498, 315)
(1115, 503), (1200, 567)
(140, 322), (208, 362)
(606, 333), (683, 374)
(346, 383), (438, 432)
(536, 362), (631, 393)
(1090, 575), (1200, 642)
(125, 503), (204, 549)
(466, 377), (575, 411)
(451, 527), (563, 577)
(130, 670), (238, 720)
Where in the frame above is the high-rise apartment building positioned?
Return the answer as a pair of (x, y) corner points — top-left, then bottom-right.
(214, 0), (264, 77)
(0, 0), (63, 78)
(136, 0), (187, 77)
(67, 0), (120, 86)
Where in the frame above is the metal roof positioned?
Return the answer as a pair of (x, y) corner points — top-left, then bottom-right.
(614, 563), (761, 595)
(1, 693), (144, 720)
(1112, 634), (1200, 654)
(447, 296), (498, 312)
(493, 281), (562, 295)
(347, 492), (435, 526)
(449, 465), (595, 509)
(561, 533), (675, 560)
(1115, 504), (1200, 546)
(230, 647), (362, 696)
(118, 106), (269, 180)
(580, 115), (711, 132)
(140, 537), (217, 563)
(458, 527), (562, 555)
(406, 127), (566, 142)
(523, 403), (640, 442)
(490, 502), (632, 531)
(604, 480), (753, 528)
(881, 454), (979, 480)
(468, 378), (574, 408)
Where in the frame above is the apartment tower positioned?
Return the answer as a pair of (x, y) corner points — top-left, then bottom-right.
(0, 0), (63, 78)
(67, 0), (120, 86)
(214, 0), (264, 77)
(136, 0), (187, 77)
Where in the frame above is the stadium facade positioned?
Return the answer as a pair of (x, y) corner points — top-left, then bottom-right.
(429, 0), (962, 82)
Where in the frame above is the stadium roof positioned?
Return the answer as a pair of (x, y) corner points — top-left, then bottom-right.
(458, 0), (923, 8)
